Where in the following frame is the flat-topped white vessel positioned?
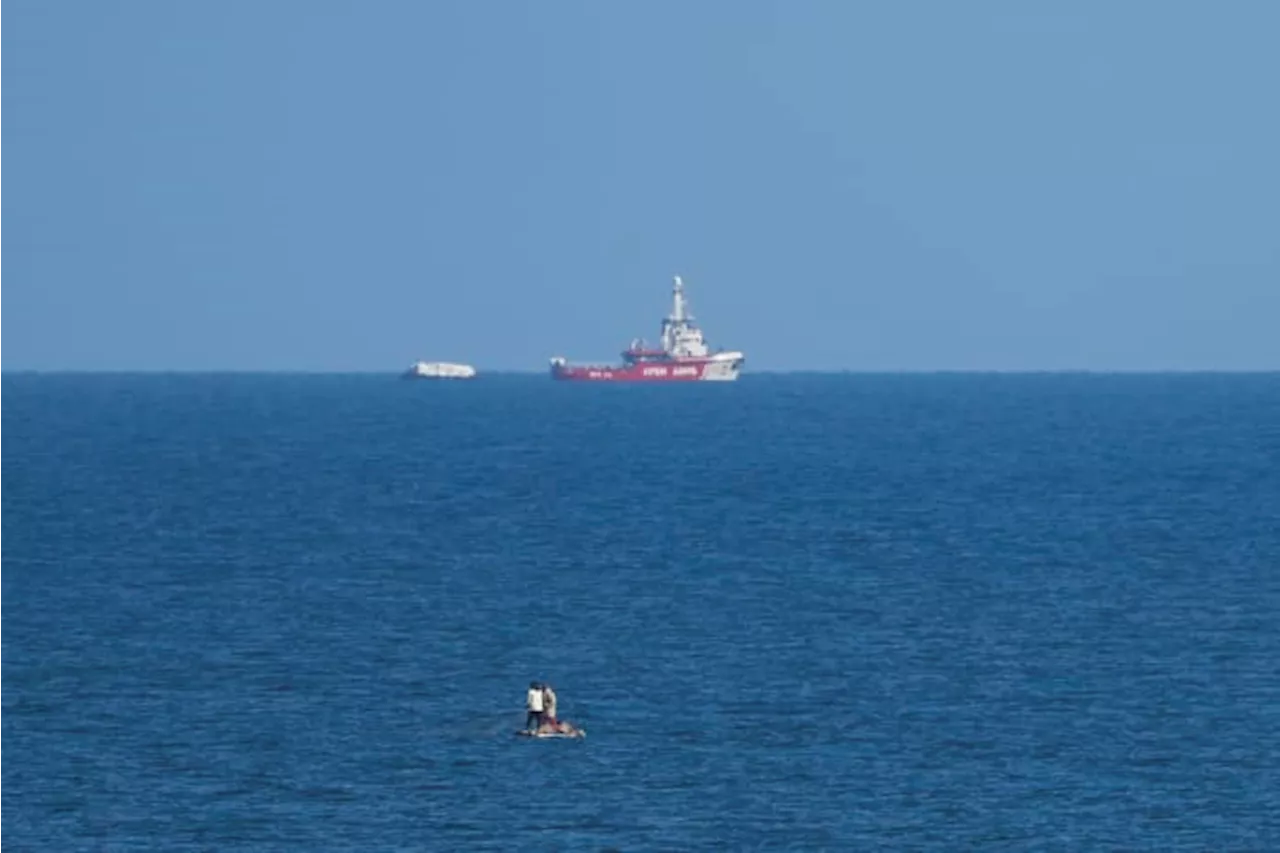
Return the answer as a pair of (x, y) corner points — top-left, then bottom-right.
(401, 361), (477, 380)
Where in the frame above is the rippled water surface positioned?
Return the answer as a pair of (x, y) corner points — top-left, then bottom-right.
(4, 373), (1279, 850)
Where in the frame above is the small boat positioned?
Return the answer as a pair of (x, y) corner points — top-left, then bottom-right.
(517, 725), (586, 740)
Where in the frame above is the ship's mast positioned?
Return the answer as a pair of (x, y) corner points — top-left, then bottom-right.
(669, 275), (691, 325)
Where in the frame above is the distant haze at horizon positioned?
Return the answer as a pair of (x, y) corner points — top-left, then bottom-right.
(5, 1), (1278, 372)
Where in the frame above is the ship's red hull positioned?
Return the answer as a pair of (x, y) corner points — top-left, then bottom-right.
(550, 358), (740, 382)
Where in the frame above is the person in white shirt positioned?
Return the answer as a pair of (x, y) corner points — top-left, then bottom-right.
(541, 683), (558, 723)
(525, 681), (545, 731)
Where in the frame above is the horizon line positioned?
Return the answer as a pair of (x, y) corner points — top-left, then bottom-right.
(4, 368), (1279, 377)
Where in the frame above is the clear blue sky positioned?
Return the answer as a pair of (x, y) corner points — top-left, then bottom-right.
(5, 0), (1278, 371)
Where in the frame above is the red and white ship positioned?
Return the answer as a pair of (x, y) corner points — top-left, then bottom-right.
(550, 275), (745, 382)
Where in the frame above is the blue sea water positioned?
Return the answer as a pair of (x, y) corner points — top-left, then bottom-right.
(3, 373), (1279, 850)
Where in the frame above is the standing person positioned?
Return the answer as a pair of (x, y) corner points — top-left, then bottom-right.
(541, 683), (558, 724)
(525, 681), (545, 731)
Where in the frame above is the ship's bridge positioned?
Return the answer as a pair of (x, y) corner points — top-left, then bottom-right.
(660, 275), (709, 358)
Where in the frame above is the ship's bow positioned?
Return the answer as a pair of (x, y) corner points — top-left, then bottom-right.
(702, 351), (744, 381)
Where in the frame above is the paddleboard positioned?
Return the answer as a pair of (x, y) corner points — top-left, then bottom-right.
(516, 729), (586, 739)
